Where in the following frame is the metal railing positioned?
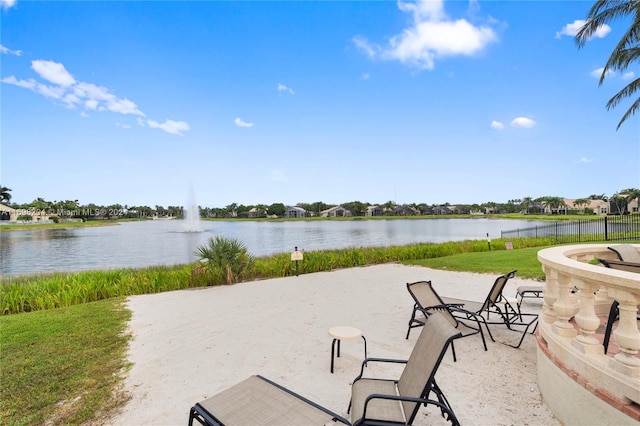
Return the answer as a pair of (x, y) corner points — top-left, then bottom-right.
(501, 215), (640, 243)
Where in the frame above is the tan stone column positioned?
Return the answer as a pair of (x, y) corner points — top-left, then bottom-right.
(572, 277), (603, 354)
(552, 271), (579, 337)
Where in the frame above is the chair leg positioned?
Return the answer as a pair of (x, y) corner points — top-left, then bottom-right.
(506, 316), (538, 349)
(429, 379), (457, 424)
(450, 341), (457, 362)
(406, 313), (414, 340)
(478, 324), (488, 351)
(331, 339), (337, 373)
(361, 335), (367, 361)
(406, 305), (425, 340)
(479, 316), (495, 342)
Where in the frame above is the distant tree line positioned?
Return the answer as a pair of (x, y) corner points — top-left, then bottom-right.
(0, 186), (638, 220)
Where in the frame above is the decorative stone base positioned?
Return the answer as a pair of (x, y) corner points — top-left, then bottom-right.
(537, 333), (640, 424)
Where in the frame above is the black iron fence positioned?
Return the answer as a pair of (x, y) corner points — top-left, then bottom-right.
(501, 215), (640, 243)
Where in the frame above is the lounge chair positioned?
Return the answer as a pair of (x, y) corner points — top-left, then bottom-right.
(406, 280), (488, 361)
(515, 285), (543, 311)
(438, 270), (538, 349)
(608, 244), (640, 262)
(189, 375), (350, 426)
(597, 258), (640, 273)
(188, 312), (462, 426)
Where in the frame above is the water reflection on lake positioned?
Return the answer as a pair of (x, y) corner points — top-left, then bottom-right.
(0, 218), (542, 276)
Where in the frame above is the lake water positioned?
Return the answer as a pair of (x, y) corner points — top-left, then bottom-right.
(0, 218), (542, 276)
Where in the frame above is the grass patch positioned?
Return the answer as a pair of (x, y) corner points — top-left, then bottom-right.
(403, 246), (549, 281)
(0, 299), (131, 426)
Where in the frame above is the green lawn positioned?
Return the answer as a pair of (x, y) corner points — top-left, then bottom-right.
(0, 299), (131, 425)
(403, 245), (549, 281)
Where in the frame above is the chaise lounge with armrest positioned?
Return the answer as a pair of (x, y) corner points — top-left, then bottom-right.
(406, 280), (488, 361)
(188, 312), (462, 426)
(607, 244), (640, 263)
(436, 270), (539, 349)
(515, 285), (543, 311)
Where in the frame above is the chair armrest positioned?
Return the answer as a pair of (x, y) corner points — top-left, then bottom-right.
(354, 358), (407, 382)
(447, 305), (479, 317)
(420, 304), (464, 312)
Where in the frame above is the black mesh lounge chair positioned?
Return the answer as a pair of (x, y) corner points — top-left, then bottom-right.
(437, 270), (538, 349)
(406, 280), (488, 361)
(188, 312), (461, 426)
(608, 244), (640, 263)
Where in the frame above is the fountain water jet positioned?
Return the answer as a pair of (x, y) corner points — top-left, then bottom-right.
(183, 187), (202, 232)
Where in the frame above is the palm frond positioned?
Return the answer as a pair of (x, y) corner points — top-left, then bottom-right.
(613, 95), (640, 129)
(576, 0), (639, 47)
(606, 76), (640, 109)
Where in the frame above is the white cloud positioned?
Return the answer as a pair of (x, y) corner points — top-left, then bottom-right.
(2, 57), (189, 135)
(34, 83), (65, 100)
(362, 72), (371, 80)
(353, 36), (378, 58)
(590, 67), (615, 79)
(2, 75), (36, 90)
(116, 122), (132, 129)
(106, 97), (144, 116)
(555, 19), (610, 39)
(622, 71), (636, 81)
(354, 0), (498, 70)
(578, 157), (592, 164)
(490, 120), (504, 130)
(80, 111), (89, 118)
(3, 75), (70, 103)
(0, 44), (22, 56)
(234, 117), (254, 128)
(510, 117), (536, 128)
(62, 93), (81, 107)
(85, 99), (98, 110)
(270, 169), (287, 182)
(32, 60), (76, 87)
(0, 0), (16, 10)
(277, 83), (295, 95)
(398, 0), (445, 22)
(147, 119), (190, 136)
(74, 82), (114, 101)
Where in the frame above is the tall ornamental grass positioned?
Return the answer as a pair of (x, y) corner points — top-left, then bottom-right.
(1, 237), (554, 315)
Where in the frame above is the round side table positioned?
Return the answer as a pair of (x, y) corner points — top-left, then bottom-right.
(328, 326), (367, 373)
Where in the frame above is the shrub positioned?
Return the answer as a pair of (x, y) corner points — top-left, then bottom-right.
(194, 236), (255, 285)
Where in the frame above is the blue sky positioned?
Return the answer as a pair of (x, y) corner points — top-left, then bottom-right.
(1, 0), (638, 208)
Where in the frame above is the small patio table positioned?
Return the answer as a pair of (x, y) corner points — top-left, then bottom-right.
(328, 326), (367, 373)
